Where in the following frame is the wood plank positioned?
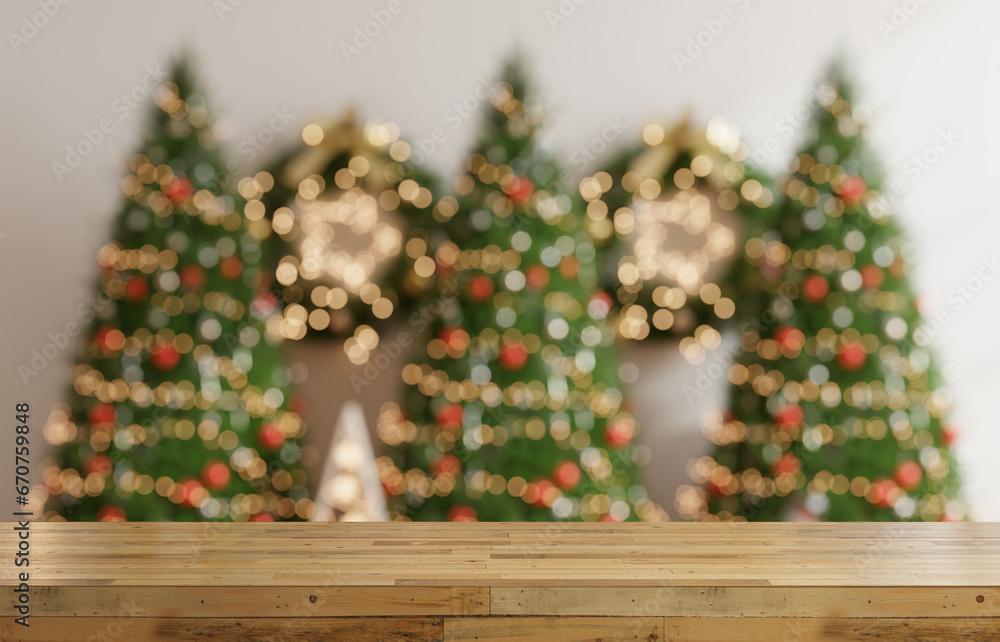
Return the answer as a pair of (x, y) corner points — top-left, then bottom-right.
(4, 522), (1000, 592)
(0, 617), (443, 642)
(444, 616), (663, 641)
(1, 586), (488, 617)
(492, 586), (1000, 618)
(663, 617), (1000, 641)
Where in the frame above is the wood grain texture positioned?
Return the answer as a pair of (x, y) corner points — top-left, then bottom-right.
(1, 585), (488, 617)
(491, 585), (1000, 617)
(0, 617), (444, 642)
(663, 616), (1000, 641)
(5, 522), (999, 588)
(444, 616), (663, 641)
(2, 521), (999, 634)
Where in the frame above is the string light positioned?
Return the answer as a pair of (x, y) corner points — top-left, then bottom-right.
(583, 116), (771, 354)
(257, 111), (438, 361)
(377, 64), (667, 523)
(39, 64), (309, 523)
(677, 75), (965, 523)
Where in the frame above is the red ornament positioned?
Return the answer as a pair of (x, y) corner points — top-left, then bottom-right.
(251, 292), (279, 319)
(467, 274), (494, 303)
(258, 422), (286, 450)
(250, 513), (275, 522)
(773, 326), (805, 352)
(97, 506), (127, 522)
(837, 342), (867, 371)
(894, 461), (923, 491)
(201, 461), (232, 491)
(179, 480), (206, 508)
(434, 404), (464, 431)
(588, 291), (613, 319)
(774, 404), (804, 429)
(860, 265), (884, 289)
(552, 461), (581, 490)
(447, 505), (478, 522)
(123, 275), (149, 303)
(94, 326), (117, 352)
(771, 453), (801, 476)
(439, 327), (469, 352)
(85, 454), (113, 477)
(498, 342), (529, 371)
(706, 480), (725, 497)
(164, 176), (193, 204)
(801, 274), (829, 303)
(836, 175), (867, 205)
(435, 260), (455, 280)
(869, 479), (897, 509)
(87, 403), (117, 426)
(599, 513), (620, 522)
(505, 176), (535, 206)
(525, 264), (550, 290)
(942, 425), (959, 446)
(150, 344), (181, 370)
(179, 264), (206, 291)
(220, 256), (243, 280)
(431, 453), (462, 477)
(604, 420), (634, 448)
(531, 480), (556, 507)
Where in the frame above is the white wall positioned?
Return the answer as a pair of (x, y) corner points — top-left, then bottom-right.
(2, 0), (997, 520)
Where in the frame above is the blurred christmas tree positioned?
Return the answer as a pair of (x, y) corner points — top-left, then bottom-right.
(39, 58), (311, 522)
(377, 60), (665, 522)
(677, 68), (965, 522)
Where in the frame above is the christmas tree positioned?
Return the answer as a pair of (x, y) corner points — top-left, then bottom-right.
(377, 60), (665, 522)
(39, 59), (311, 522)
(676, 68), (965, 522)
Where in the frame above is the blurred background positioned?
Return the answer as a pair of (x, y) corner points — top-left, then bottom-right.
(1, 1), (998, 520)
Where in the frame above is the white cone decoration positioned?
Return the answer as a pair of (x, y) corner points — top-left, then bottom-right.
(311, 401), (389, 522)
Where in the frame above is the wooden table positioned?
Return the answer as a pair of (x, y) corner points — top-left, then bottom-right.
(2, 522), (999, 640)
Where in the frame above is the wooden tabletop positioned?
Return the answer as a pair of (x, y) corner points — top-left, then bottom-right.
(3, 522), (1000, 640)
(5, 521), (999, 587)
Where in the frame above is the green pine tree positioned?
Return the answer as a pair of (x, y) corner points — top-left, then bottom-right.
(377, 60), (664, 522)
(40, 58), (310, 522)
(679, 67), (965, 522)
